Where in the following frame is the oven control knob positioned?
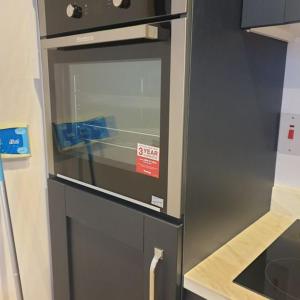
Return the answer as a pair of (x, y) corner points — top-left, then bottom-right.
(66, 4), (83, 18)
(112, 0), (130, 8)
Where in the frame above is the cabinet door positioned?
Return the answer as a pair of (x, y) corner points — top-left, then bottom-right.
(285, 0), (300, 23)
(48, 179), (71, 300)
(242, 0), (285, 28)
(65, 184), (145, 300)
(48, 179), (182, 300)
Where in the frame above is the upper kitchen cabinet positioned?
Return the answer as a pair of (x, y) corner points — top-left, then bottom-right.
(242, 0), (286, 28)
(285, 0), (300, 23)
(242, 0), (300, 42)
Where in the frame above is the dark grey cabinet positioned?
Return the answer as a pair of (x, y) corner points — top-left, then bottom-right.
(242, 0), (300, 28)
(285, 0), (300, 22)
(48, 178), (182, 300)
(242, 0), (285, 28)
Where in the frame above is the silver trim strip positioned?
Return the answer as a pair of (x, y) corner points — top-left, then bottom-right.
(172, 0), (188, 15)
(57, 174), (161, 212)
(41, 49), (55, 175)
(167, 18), (187, 219)
(42, 25), (158, 49)
(36, 0), (47, 37)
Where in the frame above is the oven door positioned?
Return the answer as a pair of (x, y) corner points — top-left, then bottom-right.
(41, 19), (187, 218)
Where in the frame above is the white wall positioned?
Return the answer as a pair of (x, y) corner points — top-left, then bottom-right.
(275, 39), (300, 188)
(0, 1), (51, 300)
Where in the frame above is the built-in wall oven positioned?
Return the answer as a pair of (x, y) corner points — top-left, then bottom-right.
(39, 0), (188, 218)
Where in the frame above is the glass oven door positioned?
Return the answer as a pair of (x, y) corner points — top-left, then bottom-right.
(42, 19), (187, 216)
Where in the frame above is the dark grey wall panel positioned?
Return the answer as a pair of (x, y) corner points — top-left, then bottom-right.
(285, 0), (300, 23)
(48, 179), (70, 300)
(242, 0), (285, 28)
(183, 0), (287, 273)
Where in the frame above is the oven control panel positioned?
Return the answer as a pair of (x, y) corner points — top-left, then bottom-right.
(64, 0), (131, 19)
(41, 0), (187, 37)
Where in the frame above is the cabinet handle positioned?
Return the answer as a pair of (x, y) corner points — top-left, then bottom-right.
(149, 248), (164, 300)
(42, 25), (158, 49)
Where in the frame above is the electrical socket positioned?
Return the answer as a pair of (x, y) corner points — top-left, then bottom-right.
(278, 113), (300, 156)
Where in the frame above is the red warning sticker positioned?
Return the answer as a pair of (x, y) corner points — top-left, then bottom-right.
(136, 143), (160, 178)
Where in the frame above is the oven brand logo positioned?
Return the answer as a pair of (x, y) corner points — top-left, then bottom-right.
(76, 35), (95, 43)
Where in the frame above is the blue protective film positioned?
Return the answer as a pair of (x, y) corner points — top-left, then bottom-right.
(0, 127), (30, 155)
(53, 116), (114, 151)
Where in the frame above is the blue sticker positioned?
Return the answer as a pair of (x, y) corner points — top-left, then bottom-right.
(0, 127), (30, 156)
(0, 159), (4, 183)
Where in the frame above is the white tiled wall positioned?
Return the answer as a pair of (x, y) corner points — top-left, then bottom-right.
(0, 1), (51, 300)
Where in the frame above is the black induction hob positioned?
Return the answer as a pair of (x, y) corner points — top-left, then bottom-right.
(234, 220), (300, 300)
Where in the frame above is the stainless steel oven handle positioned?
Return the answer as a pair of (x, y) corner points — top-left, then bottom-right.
(149, 248), (164, 300)
(41, 24), (158, 49)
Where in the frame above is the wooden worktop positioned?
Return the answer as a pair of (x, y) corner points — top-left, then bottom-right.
(184, 212), (296, 300)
